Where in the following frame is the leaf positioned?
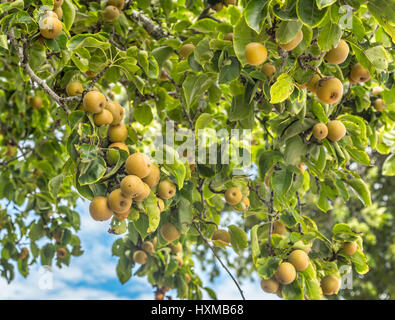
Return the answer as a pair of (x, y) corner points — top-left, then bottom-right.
(195, 113), (214, 131)
(116, 255), (132, 284)
(244, 0), (269, 33)
(316, 0), (337, 9)
(182, 73), (213, 108)
(383, 154), (395, 176)
(145, 192), (161, 233)
(48, 174), (63, 200)
(62, 0), (76, 31)
(250, 225), (260, 263)
(349, 250), (369, 275)
(270, 73), (295, 104)
(233, 16), (260, 66)
(258, 151), (283, 179)
(276, 20), (303, 44)
(317, 22), (342, 51)
(272, 167), (293, 196)
(134, 103), (153, 125)
(282, 277), (304, 300)
(228, 225), (248, 254)
(219, 57), (241, 84)
(284, 136), (308, 166)
(229, 94), (252, 121)
(78, 158), (107, 186)
(256, 256), (281, 279)
(364, 46), (390, 72)
(160, 145), (186, 189)
(346, 178), (372, 207)
(296, 0), (328, 27)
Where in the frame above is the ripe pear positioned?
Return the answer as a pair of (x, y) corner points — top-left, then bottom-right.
(244, 42), (267, 66)
(157, 198), (165, 212)
(224, 33), (233, 41)
(54, 6), (63, 19)
(105, 101), (125, 125)
(103, 5), (120, 22)
(5, 144), (16, 157)
(234, 196), (250, 212)
(40, 16), (62, 39)
(53, 0), (63, 8)
(275, 262), (296, 285)
(86, 71), (97, 78)
(30, 96), (43, 109)
(278, 30), (303, 51)
(306, 74), (321, 93)
(109, 0), (125, 9)
(160, 222), (180, 242)
(83, 91), (107, 114)
(349, 63), (370, 83)
(108, 188), (132, 214)
(179, 44), (195, 59)
(108, 142), (129, 154)
(260, 278), (279, 294)
(125, 152), (152, 178)
(142, 241), (155, 254)
(321, 275), (340, 295)
(108, 124), (128, 142)
(120, 175), (145, 198)
(272, 220), (286, 235)
(343, 241), (357, 255)
(94, 109), (114, 126)
(66, 81), (83, 96)
(89, 196), (113, 221)
(261, 62), (276, 79)
(373, 98), (386, 112)
(133, 182), (151, 202)
(327, 120), (346, 142)
(212, 229), (231, 246)
(224, 0), (237, 5)
(288, 249), (309, 271)
(44, 11), (58, 19)
(170, 242), (182, 254)
(158, 180), (177, 199)
(213, 2), (223, 11)
(143, 165), (160, 187)
(18, 248), (29, 260)
(133, 250), (148, 264)
(325, 40), (349, 65)
(224, 187), (242, 205)
(312, 122), (328, 140)
(57, 248), (67, 259)
(316, 77), (343, 104)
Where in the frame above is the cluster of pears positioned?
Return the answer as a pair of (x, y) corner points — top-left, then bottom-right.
(224, 187), (250, 212)
(103, 0), (124, 22)
(89, 152), (167, 222)
(261, 249), (310, 295)
(312, 120), (347, 142)
(133, 239), (156, 265)
(39, 0), (63, 39)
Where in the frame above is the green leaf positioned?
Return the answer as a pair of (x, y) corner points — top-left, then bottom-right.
(62, 0), (76, 31)
(195, 113), (214, 131)
(116, 255), (132, 284)
(383, 154), (395, 176)
(276, 20), (303, 44)
(270, 73), (295, 104)
(282, 277), (304, 300)
(78, 158), (107, 186)
(145, 192), (161, 233)
(349, 250), (369, 275)
(182, 73), (213, 108)
(233, 16), (260, 66)
(134, 103), (153, 126)
(346, 178), (372, 207)
(219, 57), (241, 84)
(258, 151), (283, 179)
(272, 167), (293, 196)
(296, 0), (328, 27)
(48, 174), (63, 200)
(256, 256), (281, 279)
(316, 0), (337, 9)
(244, 0), (269, 33)
(317, 22), (342, 51)
(228, 225), (248, 254)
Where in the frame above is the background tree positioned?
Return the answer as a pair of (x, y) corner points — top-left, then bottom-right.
(0, 0), (394, 300)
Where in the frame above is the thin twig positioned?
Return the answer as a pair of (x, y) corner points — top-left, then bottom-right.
(192, 222), (246, 300)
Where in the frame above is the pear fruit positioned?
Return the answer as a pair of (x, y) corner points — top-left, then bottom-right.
(105, 101), (125, 125)
(179, 44), (195, 59)
(306, 74), (321, 93)
(83, 91), (107, 114)
(103, 5), (120, 22)
(349, 63), (370, 83)
(170, 242), (182, 254)
(160, 222), (180, 242)
(234, 196), (250, 212)
(212, 229), (231, 246)
(224, 187), (242, 205)
(133, 182), (151, 202)
(108, 142), (129, 154)
(53, 0), (63, 8)
(57, 248), (67, 259)
(327, 120), (346, 142)
(143, 165), (160, 187)
(93, 109), (114, 126)
(40, 16), (62, 39)
(125, 152), (152, 178)
(133, 250), (148, 264)
(272, 220), (286, 235)
(108, 188), (132, 214)
(288, 249), (309, 271)
(30, 96), (43, 109)
(120, 175), (145, 198)
(321, 275), (340, 295)
(312, 123), (328, 140)
(158, 180), (176, 200)
(142, 241), (155, 254)
(373, 98), (386, 112)
(54, 7), (63, 19)
(109, 0), (125, 10)
(108, 124), (128, 142)
(278, 30), (303, 51)
(325, 40), (349, 65)
(260, 278), (279, 294)
(89, 196), (113, 221)
(66, 81), (83, 96)
(316, 77), (343, 104)
(343, 241), (357, 255)
(245, 42), (267, 66)
(224, 33), (233, 41)
(261, 62), (276, 79)
(275, 262), (296, 285)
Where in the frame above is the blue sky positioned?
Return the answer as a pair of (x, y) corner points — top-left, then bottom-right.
(0, 199), (278, 300)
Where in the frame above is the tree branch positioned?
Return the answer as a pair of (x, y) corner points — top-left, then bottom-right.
(128, 10), (171, 40)
(192, 222), (246, 300)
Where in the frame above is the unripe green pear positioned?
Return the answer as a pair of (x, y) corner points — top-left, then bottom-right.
(125, 152), (152, 178)
(83, 91), (107, 114)
(66, 81), (83, 96)
(325, 40), (349, 65)
(89, 196), (113, 221)
(212, 229), (231, 246)
(275, 262), (296, 285)
(103, 5), (120, 22)
(158, 180), (176, 199)
(312, 122), (328, 140)
(245, 42), (267, 66)
(108, 124), (128, 142)
(120, 175), (145, 198)
(272, 220), (286, 235)
(288, 249), (309, 271)
(343, 241), (357, 255)
(160, 222), (180, 242)
(133, 250), (148, 264)
(278, 30), (303, 51)
(321, 275), (340, 295)
(224, 187), (242, 205)
(316, 77), (343, 104)
(260, 278), (279, 293)
(327, 120), (346, 142)
(179, 44), (195, 59)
